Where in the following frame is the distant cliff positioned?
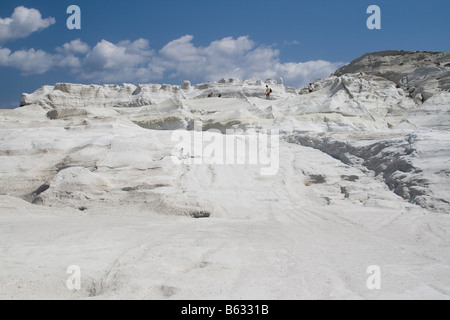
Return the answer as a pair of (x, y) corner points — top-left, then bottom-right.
(334, 50), (450, 102)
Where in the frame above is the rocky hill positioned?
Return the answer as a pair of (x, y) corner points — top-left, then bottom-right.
(334, 50), (450, 102)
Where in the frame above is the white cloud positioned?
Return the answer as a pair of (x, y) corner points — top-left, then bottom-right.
(157, 35), (271, 81)
(0, 6), (55, 43)
(205, 36), (254, 57)
(0, 47), (55, 74)
(154, 35), (341, 87)
(160, 35), (200, 62)
(57, 55), (81, 69)
(79, 39), (155, 82)
(0, 38), (155, 80)
(0, 34), (344, 87)
(56, 39), (90, 55)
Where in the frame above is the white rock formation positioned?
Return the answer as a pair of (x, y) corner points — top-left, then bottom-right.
(1, 50), (450, 300)
(334, 50), (450, 101)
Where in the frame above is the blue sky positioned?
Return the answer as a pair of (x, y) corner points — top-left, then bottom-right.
(0, 0), (449, 109)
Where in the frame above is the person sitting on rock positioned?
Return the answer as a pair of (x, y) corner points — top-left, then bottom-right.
(308, 83), (315, 93)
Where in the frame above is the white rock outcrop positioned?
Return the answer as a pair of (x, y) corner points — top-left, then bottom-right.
(1, 51), (450, 300)
(334, 51), (450, 101)
(4, 50), (450, 214)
